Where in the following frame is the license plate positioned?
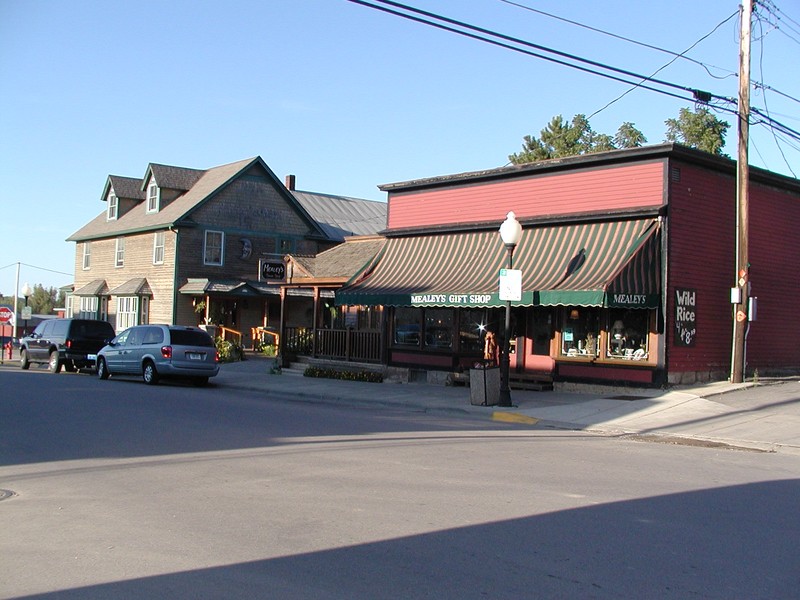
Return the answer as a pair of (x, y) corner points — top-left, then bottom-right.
(187, 352), (203, 360)
(88, 354), (97, 361)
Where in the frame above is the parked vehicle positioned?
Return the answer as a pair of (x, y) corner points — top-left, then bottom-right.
(19, 318), (116, 373)
(97, 325), (220, 386)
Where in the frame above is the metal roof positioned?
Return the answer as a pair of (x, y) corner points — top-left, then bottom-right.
(291, 191), (387, 241)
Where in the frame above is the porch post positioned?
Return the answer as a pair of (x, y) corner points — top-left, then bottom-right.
(312, 287), (320, 357)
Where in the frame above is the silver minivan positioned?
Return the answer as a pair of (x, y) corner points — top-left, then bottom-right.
(97, 325), (219, 386)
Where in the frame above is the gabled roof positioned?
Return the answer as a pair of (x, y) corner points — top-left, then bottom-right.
(143, 163), (205, 191)
(287, 235), (386, 282)
(291, 191), (387, 241)
(68, 157), (331, 242)
(102, 175), (145, 202)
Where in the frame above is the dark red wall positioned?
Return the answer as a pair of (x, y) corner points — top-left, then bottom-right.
(667, 160), (800, 374)
(387, 161), (667, 230)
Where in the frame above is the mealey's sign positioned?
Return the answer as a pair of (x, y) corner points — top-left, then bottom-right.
(411, 293), (493, 306)
(260, 260), (286, 281)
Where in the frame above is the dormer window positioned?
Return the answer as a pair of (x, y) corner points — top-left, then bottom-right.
(107, 191), (118, 220)
(147, 178), (160, 213)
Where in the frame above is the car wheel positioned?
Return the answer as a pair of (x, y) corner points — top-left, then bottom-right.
(192, 377), (209, 387)
(97, 357), (110, 380)
(49, 351), (62, 374)
(142, 360), (159, 385)
(20, 348), (30, 370)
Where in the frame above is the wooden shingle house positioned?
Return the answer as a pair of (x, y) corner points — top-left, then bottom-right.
(67, 156), (386, 347)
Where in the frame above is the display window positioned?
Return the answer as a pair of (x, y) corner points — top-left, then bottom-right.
(424, 308), (454, 349)
(458, 308), (496, 353)
(606, 309), (649, 360)
(394, 307), (421, 346)
(561, 308), (600, 357)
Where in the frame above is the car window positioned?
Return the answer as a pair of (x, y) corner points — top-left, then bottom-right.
(169, 329), (214, 347)
(75, 320), (115, 339)
(52, 321), (69, 337)
(32, 321), (49, 337)
(113, 330), (131, 346)
(127, 327), (145, 346)
(142, 327), (164, 345)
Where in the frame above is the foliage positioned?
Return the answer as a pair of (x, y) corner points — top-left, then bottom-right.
(0, 285), (65, 315)
(665, 106), (729, 156)
(215, 337), (245, 363)
(508, 114), (647, 164)
(255, 342), (277, 357)
(303, 366), (383, 383)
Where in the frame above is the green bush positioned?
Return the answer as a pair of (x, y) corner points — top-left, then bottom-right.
(303, 366), (383, 383)
(216, 337), (245, 363)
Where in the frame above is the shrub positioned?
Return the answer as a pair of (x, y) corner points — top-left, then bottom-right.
(303, 366), (383, 383)
(216, 337), (245, 363)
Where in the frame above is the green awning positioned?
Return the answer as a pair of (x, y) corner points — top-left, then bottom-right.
(336, 218), (660, 309)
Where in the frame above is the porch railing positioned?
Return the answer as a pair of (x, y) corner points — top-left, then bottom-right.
(283, 327), (381, 363)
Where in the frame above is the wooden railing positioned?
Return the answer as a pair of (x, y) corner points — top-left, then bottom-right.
(284, 327), (381, 363)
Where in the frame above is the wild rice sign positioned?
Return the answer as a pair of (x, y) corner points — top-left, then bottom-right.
(674, 288), (697, 346)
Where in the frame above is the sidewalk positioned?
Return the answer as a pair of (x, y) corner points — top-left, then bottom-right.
(5, 348), (798, 455)
(215, 354), (800, 455)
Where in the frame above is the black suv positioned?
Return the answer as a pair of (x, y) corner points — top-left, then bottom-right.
(20, 318), (116, 373)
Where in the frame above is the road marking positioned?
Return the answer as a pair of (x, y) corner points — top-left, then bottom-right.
(492, 411), (539, 425)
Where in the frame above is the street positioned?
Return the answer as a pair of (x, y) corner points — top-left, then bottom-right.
(1, 368), (798, 599)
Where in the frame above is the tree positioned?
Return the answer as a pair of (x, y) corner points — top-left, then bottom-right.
(664, 106), (729, 156)
(509, 114), (647, 165)
(0, 285), (64, 315)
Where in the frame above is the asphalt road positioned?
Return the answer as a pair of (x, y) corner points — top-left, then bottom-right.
(1, 368), (798, 599)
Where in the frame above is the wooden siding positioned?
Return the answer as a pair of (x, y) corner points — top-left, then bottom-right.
(744, 180), (800, 370)
(387, 161), (666, 229)
(71, 229), (177, 330)
(666, 162), (735, 376)
(666, 160), (800, 376)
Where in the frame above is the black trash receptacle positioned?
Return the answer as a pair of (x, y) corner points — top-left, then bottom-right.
(469, 365), (500, 406)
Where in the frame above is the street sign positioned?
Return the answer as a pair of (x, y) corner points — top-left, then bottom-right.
(0, 306), (14, 325)
(499, 269), (522, 301)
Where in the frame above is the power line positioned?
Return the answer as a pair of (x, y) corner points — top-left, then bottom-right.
(349, 0), (800, 147)
(346, 0), (736, 108)
(498, 0), (737, 80)
(589, 10), (739, 119)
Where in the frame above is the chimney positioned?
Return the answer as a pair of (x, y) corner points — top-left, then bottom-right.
(285, 174), (296, 191)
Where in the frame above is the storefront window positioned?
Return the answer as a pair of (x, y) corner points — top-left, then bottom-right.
(606, 309), (649, 360)
(459, 308), (494, 353)
(561, 308), (600, 357)
(424, 308), (454, 349)
(394, 307), (421, 346)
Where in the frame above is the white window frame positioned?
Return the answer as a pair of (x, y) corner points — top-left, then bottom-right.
(204, 230), (224, 266)
(79, 296), (99, 319)
(147, 178), (160, 213)
(82, 242), (91, 270)
(117, 296), (139, 330)
(107, 192), (118, 220)
(115, 237), (125, 268)
(153, 231), (165, 265)
(140, 296), (149, 325)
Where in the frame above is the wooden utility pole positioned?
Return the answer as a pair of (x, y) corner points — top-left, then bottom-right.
(731, 0), (752, 383)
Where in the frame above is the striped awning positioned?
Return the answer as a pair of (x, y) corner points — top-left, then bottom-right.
(336, 218), (660, 309)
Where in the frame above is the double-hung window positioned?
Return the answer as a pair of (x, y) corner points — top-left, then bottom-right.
(107, 192), (118, 220)
(204, 230), (224, 266)
(115, 237), (125, 267)
(117, 297), (139, 330)
(147, 179), (159, 213)
(153, 231), (165, 265)
(82, 242), (91, 270)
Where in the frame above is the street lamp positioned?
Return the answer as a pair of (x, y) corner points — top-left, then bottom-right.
(498, 212), (522, 407)
(21, 282), (32, 336)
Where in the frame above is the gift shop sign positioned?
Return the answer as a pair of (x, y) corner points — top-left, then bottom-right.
(674, 288), (697, 346)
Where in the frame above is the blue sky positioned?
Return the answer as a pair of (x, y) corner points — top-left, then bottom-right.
(1, 0), (797, 298)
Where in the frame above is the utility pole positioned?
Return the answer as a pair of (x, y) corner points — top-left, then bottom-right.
(731, 0), (752, 384)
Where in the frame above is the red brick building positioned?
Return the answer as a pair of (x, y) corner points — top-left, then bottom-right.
(337, 143), (800, 387)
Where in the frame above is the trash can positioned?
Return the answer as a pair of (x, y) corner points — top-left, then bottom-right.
(470, 365), (500, 406)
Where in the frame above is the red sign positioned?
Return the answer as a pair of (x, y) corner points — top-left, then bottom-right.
(0, 306), (13, 324)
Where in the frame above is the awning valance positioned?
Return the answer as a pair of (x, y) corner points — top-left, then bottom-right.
(336, 218), (660, 309)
